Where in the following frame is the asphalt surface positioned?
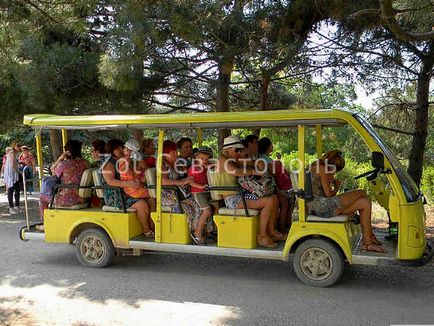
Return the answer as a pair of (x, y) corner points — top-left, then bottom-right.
(1, 194), (434, 326)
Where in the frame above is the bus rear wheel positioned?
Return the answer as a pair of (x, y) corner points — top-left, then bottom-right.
(293, 238), (344, 287)
(76, 228), (115, 268)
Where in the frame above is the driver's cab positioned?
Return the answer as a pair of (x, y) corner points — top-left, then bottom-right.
(290, 112), (427, 264)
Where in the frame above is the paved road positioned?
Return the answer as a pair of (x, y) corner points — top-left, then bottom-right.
(1, 194), (434, 326)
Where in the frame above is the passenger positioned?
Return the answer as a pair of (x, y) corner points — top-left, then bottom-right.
(90, 139), (106, 167)
(132, 129), (144, 146)
(119, 139), (149, 199)
(4, 142), (22, 215)
(258, 137), (292, 233)
(100, 139), (153, 237)
(188, 146), (215, 245)
(89, 139), (106, 207)
(141, 138), (156, 168)
(19, 145), (36, 193)
(217, 135), (281, 248)
(176, 137), (193, 178)
(39, 140), (89, 219)
(161, 140), (193, 213)
(242, 134), (259, 160)
(309, 150), (386, 252)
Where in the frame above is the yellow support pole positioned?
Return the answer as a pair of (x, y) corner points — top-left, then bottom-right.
(298, 125), (306, 223)
(197, 128), (203, 147)
(154, 128), (165, 243)
(315, 125), (323, 159)
(35, 131), (44, 189)
(61, 129), (68, 147)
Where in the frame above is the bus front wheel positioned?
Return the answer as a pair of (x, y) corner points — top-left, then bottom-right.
(293, 238), (344, 287)
(76, 228), (115, 268)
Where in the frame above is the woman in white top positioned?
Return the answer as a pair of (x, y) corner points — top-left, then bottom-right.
(4, 141), (22, 214)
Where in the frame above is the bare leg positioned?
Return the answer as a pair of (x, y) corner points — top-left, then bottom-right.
(337, 189), (366, 207)
(336, 197), (385, 252)
(237, 197), (272, 238)
(131, 199), (152, 234)
(194, 207), (211, 240)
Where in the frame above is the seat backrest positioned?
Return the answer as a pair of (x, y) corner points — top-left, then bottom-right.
(289, 170), (313, 200)
(145, 167), (157, 198)
(289, 171), (299, 192)
(79, 168), (96, 198)
(92, 169), (105, 199)
(207, 167), (238, 201)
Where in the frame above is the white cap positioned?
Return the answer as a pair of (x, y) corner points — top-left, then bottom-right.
(222, 135), (245, 149)
(124, 139), (143, 161)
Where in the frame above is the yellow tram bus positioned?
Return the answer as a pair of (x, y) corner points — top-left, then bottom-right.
(20, 109), (433, 287)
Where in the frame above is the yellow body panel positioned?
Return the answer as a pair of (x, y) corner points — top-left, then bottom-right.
(397, 199), (426, 259)
(214, 215), (259, 249)
(151, 212), (191, 245)
(44, 208), (142, 248)
(282, 221), (357, 263)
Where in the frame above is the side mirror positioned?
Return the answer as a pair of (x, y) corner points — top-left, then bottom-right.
(372, 151), (385, 170)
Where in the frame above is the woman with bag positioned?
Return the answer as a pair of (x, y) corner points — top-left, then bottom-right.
(216, 135), (282, 248)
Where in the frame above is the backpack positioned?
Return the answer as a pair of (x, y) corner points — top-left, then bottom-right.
(41, 175), (61, 196)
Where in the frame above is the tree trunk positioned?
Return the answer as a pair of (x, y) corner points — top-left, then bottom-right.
(251, 74), (271, 137)
(48, 129), (63, 161)
(407, 53), (434, 186)
(216, 57), (234, 150)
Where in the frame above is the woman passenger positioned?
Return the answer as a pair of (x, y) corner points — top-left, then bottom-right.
(176, 137), (193, 178)
(258, 137), (291, 233)
(39, 140), (89, 221)
(308, 150), (386, 252)
(217, 135), (281, 248)
(141, 138), (156, 168)
(161, 140), (193, 213)
(100, 139), (154, 237)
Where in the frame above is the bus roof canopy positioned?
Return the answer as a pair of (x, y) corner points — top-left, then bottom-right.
(23, 109), (352, 130)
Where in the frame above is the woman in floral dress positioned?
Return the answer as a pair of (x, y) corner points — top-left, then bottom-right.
(39, 140), (89, 221)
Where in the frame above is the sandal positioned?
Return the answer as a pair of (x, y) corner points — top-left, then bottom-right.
(361, 242), (387, 253)
(35, 224), (45, 232)
(143, 230), (155, 238)
(271, 232), (287, 242)
(370, 234), (382, 245)
(191, 233), (206, 245)
(257, 235), (277, 249)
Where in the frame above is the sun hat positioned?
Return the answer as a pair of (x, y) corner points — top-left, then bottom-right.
(195, 146), (213, 158)
(222, 135), (245, 149)
(124, 139), (143, 161)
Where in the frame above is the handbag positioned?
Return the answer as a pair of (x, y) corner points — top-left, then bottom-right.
(238, 175), (275, 197)
(41, 175), (61, 196)
(0, 175), (5, 188)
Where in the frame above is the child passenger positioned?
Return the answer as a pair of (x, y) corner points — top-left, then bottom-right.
(188, 146), (215, 245)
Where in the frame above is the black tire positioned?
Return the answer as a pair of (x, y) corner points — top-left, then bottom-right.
(76, 228), (115, 268)
(293, 238), (344, 287)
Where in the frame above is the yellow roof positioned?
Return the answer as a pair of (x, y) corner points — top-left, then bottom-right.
(23, 109), (355, 130)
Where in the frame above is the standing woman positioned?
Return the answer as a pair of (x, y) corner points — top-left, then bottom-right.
(4, 142), (22, 214)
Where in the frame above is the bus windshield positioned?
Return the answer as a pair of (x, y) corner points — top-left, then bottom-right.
(353, 114), (420, 203)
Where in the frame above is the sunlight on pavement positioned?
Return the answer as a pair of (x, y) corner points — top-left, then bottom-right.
(0, 278), (241, 325)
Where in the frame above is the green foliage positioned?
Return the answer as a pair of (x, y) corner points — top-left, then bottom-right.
(421, 166), (434, 203)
